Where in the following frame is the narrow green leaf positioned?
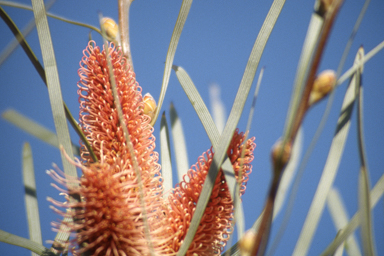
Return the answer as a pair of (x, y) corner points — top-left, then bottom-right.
(31, 0), (78, 249)
(0, 1), (103, 36)
(321, 173), (384, 256)
(172, 65), (220, 146)
(0, 229), (52, 256)
(334, 0), (370, 79)
(22, 143), (42, 256)
(169, 103), (189, 182)
(151, 0), (192, 126)
(270, 4), (372, 253)
(160, 112), (173, 197)
(231, 67), (265, 244)
(0, 5), (96, 162)
(0, 5), (45, 82)
(327, 188), (362, 256)
(176, 0), (285, 254)
(354, 47), (377, 256)
(292, 49), (361, 256)
(209, 83), (226, 134)
(48, 216), (71, 255)
(358, 168), (376, 256)
(2, 109), (80, 155)
(0, 0), (55, 66)
(172, 65), (244, 243)
(31, 0), (77, 175)
(337, 40), (384, 87)
(282, 0), (325, 140)
(334, 231), (346, 256)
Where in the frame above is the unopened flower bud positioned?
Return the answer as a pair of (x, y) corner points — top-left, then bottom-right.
(239, 229), (257, 256)
(143, 93), (157, 120)
(272, 139), (292, 171)
(101, 17), (119, 41)
(309, 70), (336, 106)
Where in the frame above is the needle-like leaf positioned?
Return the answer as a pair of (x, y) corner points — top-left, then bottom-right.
(160, 112), (173, 197)
(22, 143), (42, 256)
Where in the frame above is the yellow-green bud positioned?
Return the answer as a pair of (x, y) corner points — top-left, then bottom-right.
(309, 70), (336, 106)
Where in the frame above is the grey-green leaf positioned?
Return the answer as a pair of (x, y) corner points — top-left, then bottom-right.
(293, 48), (362, 256)
(2, 109), (79, 155)
(169, 103), (189, 182)
(151, 0), (192, 126)
(22, 143), (42, 256)
(160, 112), (173, 197)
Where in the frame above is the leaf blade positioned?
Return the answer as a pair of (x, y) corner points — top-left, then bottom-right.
(176, 0), (285, 254)
(292, 47), (362, 256)
(2, 109), (80, 155)
(169, 103), (189, 182)
(151, 0), (192, 126)
(31, 0), (79, 249)
(160, 112), (173, 197)
(22, 143), (43, 256)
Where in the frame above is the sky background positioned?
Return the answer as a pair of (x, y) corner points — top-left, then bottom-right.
(0, 1), (383, 255)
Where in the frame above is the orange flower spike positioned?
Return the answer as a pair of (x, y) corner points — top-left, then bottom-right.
(48, 155), (174, 256)
(77, 41), (157, 175)
(63, 41), (175, 255)
(165, 129), (256, 255)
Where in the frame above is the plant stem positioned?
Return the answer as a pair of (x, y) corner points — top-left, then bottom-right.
(118, 0), (134, 71)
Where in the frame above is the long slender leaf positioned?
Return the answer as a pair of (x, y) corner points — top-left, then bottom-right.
(22, 143), (42, 256)
(292, 48), (361, 256)
(160, 112), (173, 197)
(327, 188), (362, 256)
(209, 83), (226, 134)
(31, 0), (78, 249)
(232, 67), (264, 243)
(177, 0), (285, 254)
(0, 229), (52, 256)
(282, 2), (325, 139)
(0, 5), (96, 162)
(0, 1), (103, 36)
(269, 3), (372, 253)
(172, 65), (244, 242)
(321, 173), (384, 256)
(337, 40), (384, 87)
(151, 0), (192, 126)
(334, 0), (370, 79)
(31, 0), (77, 176)
(0, 0), (55, 66)
(2, 109), (80, 155)
(358, 168), (376, 256)
(354, 47), (377, 256)
(169, 103), (189, 182)
(334, 231), (346, 256)
(172, 65), (220, 146)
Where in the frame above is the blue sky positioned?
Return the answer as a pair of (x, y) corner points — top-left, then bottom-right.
(0, 1), (383, 255)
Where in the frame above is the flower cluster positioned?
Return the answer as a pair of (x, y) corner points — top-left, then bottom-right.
(49, 41), (256, 256)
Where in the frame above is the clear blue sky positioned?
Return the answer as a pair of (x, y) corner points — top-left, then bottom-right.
(1, 1), (383, 255)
